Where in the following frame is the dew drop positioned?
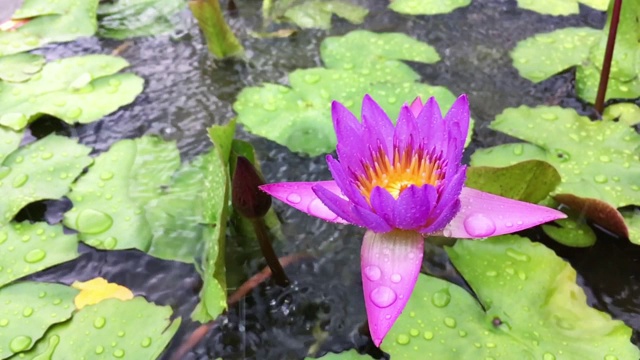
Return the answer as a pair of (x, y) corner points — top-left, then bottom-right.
(307, 198), (336, 220)
(0, 166), (11, 180)
(444, 317), (457, 328)
(24, 249), (46, 263)
(431, 288), (451, 308)
(262, 103), (276, 111)
(363, 266), (381, 281)
(423, 331), (434, 340)
(141, 337), (152, 348)
(390, 274), (402, 283)
(396, 334), (410, 345)
(594, 175), (608, 184)
(0, 319), (9, 327)
(485, 342), (496, 348)
(75, 209), (113, 234)
(12, 174), (28, 188)
(41, 152), (53, 160)
(370, 286), (397, 308)
(463, 214), (496, 237)
(485, 270), (498, 277)
(303, 74), (320, 84)
(100, 171), (114, 180)
(409, 329), (419, 337)
(599, 155), (611, 162)
(117, 330), (125, 337)
(605, 355), (619, 360)
(286, 193), (301, 204)
(113, 349), (125, 358)
(22, 307), (33, 317)
(95, 345), (104, 354)
(458, 330), (467, 337)
(9, 335), (32, 352)
(93, 316), (106, 329)
(0, 232), (7, 245)
(505, 248), (530, 262)
(543, 352), (556, 360)
(66, 107), (82, 119)
(103, 237), (118, 249)
(541, 113), (557, 121)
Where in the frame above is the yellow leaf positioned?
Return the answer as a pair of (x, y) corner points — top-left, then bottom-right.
(72, 277), (134, 309)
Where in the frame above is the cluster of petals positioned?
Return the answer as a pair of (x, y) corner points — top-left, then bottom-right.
(260, 94), (566, 346)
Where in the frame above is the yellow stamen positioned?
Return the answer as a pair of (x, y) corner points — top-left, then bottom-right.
(356, 145), (443, 200)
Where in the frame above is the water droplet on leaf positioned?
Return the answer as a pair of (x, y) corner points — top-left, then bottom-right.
(75, 209), (113, 234)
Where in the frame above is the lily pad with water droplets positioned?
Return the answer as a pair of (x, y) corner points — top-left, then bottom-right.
(542, 210), (597, 247)
(603, 103), (640, 126)
(382, 235), (639, 359)
(0, 55), (144, 131)
(388, 0), (471, 15)
(0, 222), (78, 288)
(621, 209), (640, 244)
(0, 53), (45, 83)
(0, 0), (98, 57)
(12, 297), (180, 360)
(516, 0), (609, 15)
(471, 106), (640, 209)
(0, 281), (78, 359)
(0, 134), (92, 224)
(97, 0), (185, 39)
(0, 127), (23, 164)
(510, 27), (600, 83)
(306, 349), (371, 359)
(281, 0), (368, 30)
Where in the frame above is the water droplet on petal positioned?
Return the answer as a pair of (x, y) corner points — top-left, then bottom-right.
(390, 274), (402, 283)
(370, 286), (397, 308)
(286, 193), (301, 204)
(463, 214), (496, 237)
(364, 266), (381, 281)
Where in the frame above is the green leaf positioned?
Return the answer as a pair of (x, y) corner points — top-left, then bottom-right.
(0, 55), (144, 131)
(603, 103), (640, 126)
(305, 349), (371, 360)
(0, 53), (45, 83)
(320, 30), (440, 71)
(620, 208), (640, 244)
(63, 136), (181, 252)
(0, 222), (78, 288)
(13, 298), (180, 359)
(0, 0), (98, 56)
(465, 160), (561, 203)
(0, 135), (92, 224)
(189, 0), (244, 59)
(97, 0), (186, 39)
(192, 121), (237, 322)
(382, 236), (639, 359)
(0, 127), (23, 164)
(542, 212), (597, 247)
(575, 62), (640, 103)
(516, 0), (609, 15)
(0, 282), (78, 359)
(388, 0), (471, 15)
(471, 106), (640, 208)
(282, 1), (368, 30)
(510, 28), (600, 83)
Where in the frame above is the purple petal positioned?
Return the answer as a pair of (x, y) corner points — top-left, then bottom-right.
(408, 97), (423, 117)
(259, 181), (349, 223)
(312, 183), (359, 225)
(369, 186), (396, 226)
(441, 187), (567, 238)
(361, 94), (394, 153)
(394, 184), (436, 230)
(428, 166), (466, 225)
(326, 155), (369, 209)
(352, 205), (393, 233)
(444, 95), (470, 150)
(415, 97), (446, 150)
(361, 230), (424, 347)
(393, 105), (420, 152)
(332, 101), (367, 173)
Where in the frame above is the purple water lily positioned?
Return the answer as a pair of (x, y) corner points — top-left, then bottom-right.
(260, 95), (566, 346)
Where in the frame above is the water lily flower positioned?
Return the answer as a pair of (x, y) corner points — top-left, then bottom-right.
(260, 94), (566, 346)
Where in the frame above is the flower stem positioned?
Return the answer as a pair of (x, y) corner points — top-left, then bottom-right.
(594, 0), (622, 114)
(251, 217), (290, 287)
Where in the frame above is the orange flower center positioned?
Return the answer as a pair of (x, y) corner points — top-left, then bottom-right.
(356, 146), (443, 200)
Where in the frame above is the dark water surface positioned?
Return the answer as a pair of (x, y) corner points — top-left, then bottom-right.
(23, 1), (640, 359)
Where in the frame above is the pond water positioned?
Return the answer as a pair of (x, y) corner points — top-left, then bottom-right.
(19, 1), (640, 359)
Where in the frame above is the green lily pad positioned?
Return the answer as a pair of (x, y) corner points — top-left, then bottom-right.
(282, 1), (368, 30)
(0, 55), (144, 131)
(97, 0), (185, 39)
(465, 160), (561, 203)
(470, 106), (640, 208)
(0, 0), (98, 56)
(0, 53), (45, 83)
(621, 208), (640, 244)
(510, 27), (600, 83)
(306, 349), (371, 360)
(12, 297), (180, 359)
(382, 235), (639, 359)
(191, 121), (235, 322)
(0, 282), (78, 359)
(542, 212), (597, 247)
(320, 30), (440, 71)
(603, 103), (640, 126)
(516, 0), (609, 15)
(575, 62), (640, 103)
(0, 128), (23, 164)
(388, 0), (471, 15)
(0, 134), (92, 224)
(63, 136), (181, 252)
(0, 222), (78, 287)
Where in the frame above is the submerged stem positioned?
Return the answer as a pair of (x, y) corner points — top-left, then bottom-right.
(594, 0), (623, 114)
(252, 217), (290, 286)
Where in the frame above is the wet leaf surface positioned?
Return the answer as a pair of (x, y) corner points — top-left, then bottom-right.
(388, 0), (471, 15)
(0, 53), (44, 82)
(282, 0), (368, 29)
(0, 281), (77, 359)
(382, 235), (639, 359)
(542, 211), (597, 247)
(306, 349), (371, 359)
(0, 55), (143, 130)
(97, 0), (185, 39)
(516, 0), (609, 15)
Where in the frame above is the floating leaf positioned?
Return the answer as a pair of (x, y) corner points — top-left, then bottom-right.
(516, 0), (609, 15)
(306, 350), (371, 360)
(510, 28), (600, 83)
(191, 121), (235, 322)
(471, 106), (640, 209)
(63, 136), (181, 252)
(388, 0), (471, 15)
(603, 103), (640, 126)
(542, 211), (597, 247)
(620, 208), (640, 244)
(382, 236), (639, 359)
(0, 127), (23, 163)
(0, 135), (92, 224)
(0, 55), (144, 130)
(71, 278), (134, 309)
(0, 0), (98, 56)
(282, 1), (368, 29)
(15, 298), (180, 359)
(0, 53), (45, 82)
(97, 0), (185, 39)
(0, 222), (78, 288)
(554, 194), (629, 239)
(189, 0), (244, 59)
(465, 160), (561, 203)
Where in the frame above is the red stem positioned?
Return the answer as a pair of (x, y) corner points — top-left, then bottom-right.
(594, 0), (623, 114)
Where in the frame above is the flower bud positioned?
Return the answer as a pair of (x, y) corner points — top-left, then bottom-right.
(232, 156), (272, 219)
